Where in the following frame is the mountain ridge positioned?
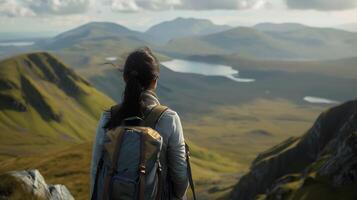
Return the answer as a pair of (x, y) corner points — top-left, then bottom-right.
(231, 99), (357, 200)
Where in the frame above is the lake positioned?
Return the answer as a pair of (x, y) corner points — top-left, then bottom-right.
(162, 59), (255, 83)
(304, 96), (339, 104)
(105, 57), (117, 61)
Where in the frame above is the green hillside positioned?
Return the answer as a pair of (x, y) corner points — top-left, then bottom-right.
(0, 52), (114, 160)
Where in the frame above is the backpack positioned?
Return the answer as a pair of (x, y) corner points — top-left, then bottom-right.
(92, 105), (197, 200)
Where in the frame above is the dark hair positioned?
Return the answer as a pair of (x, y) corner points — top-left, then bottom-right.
(104, 47), (160, 130)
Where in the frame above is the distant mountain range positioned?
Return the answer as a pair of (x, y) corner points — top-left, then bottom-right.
(8, 19), (351, 61)
(162, 22), (357, 60)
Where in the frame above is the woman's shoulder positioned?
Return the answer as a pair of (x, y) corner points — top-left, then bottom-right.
(156, 107), (181, 131)
(161, 107), (180, 121)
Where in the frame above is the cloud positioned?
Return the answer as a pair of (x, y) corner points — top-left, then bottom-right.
(25, 0), (91, 15)
(286, 0), (357, 10)
(0, 0), (91, 17)
(0, 0), (35, 17)
(108, 0), (271, 11)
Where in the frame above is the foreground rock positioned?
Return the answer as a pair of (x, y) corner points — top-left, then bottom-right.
(231, 99), (357, 200)
(0, 169), (74, 200)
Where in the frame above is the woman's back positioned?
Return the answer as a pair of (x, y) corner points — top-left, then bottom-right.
(90, 47), (189, 200)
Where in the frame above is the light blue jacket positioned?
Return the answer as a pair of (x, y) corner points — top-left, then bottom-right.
(90, 90), (189, 199)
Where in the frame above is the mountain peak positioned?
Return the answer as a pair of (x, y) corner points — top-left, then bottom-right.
(37, 21), (143, 49)
(146, 17), (232, 43)
(79, 21), (130, 31)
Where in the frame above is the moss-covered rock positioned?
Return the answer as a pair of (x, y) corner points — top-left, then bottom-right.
(0, 169), (74, 200)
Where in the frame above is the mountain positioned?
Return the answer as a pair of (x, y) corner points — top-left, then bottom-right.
(160, 24), (357, 60)
(0, 52), (114, 159)
(231, 99), (357, 200)
(254, 22), (310, 32)
(146, 17), (232, 44)
(36, 22), (151, 50)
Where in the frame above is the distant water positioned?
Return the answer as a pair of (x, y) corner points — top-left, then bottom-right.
(162, 59), (255, 83)
(105, 57), (117, 61)
(0, 41), (34, 47)
(304, 96), (339, 104)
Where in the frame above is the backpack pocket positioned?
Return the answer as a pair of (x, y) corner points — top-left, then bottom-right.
(111, 175), (137, 200)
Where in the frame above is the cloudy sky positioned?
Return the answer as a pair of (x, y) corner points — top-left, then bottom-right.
(0, 0), (356, 33)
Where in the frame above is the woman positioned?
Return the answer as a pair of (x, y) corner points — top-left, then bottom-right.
(90, 47), (189, 199)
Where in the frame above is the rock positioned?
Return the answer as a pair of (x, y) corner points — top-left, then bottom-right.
(231, 99), (357, 200)
(0, 169), (74, 200)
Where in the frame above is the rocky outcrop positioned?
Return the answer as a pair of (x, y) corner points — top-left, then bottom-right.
(231, 99), (357, 200)
(0, 169), (74, 200)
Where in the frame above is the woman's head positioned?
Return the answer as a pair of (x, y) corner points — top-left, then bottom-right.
(123, 47), (160, 89)
(104, 47), (160, 129)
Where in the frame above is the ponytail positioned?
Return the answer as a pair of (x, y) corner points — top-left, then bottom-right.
(104, 47), (160, 130)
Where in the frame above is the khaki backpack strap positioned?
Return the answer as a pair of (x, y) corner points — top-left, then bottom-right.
(103, 128), (125, 200)
(91, 156), (103, 200)
(185, 143), (197, 200)
(142, 105), (169, 129)
(138, 133), (147, 200)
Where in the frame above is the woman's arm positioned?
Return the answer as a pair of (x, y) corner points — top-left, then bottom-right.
(166, 111), (189, 198)
(90, 112), (108, 197)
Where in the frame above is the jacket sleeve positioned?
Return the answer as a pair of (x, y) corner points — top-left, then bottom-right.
(166, 111), (189, 198)
(90, 112), (108, 197)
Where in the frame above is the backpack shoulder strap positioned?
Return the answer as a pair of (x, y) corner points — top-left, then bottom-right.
(142, 105), (169, 129)
(185, 143), (197, 200)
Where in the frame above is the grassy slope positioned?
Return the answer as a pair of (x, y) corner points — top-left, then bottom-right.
(183, 98), (324, 165)
(0, 52), (114, 159)
(0, 141), (239, 200)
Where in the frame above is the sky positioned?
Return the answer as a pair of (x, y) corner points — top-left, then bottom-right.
(0, 0), (356, 33)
